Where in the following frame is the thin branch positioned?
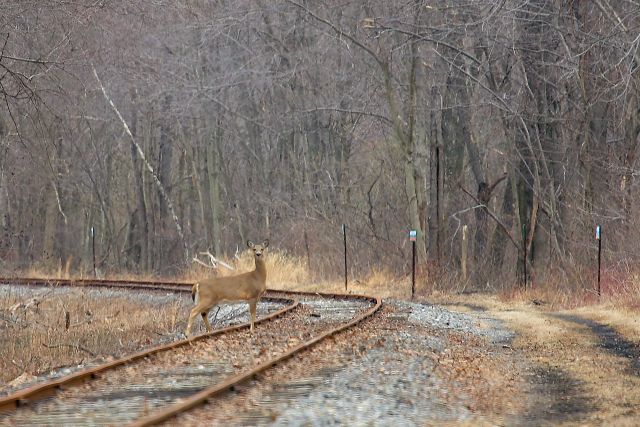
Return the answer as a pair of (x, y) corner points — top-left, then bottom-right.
(192, 257), (216, 269)
(202, 251), (235, 270)
(0, 54), (61, 66)
(92, 65), (189, 261)
(376, 25), (482, 65)
(432, 48), (514, 115)
(300, 107), (393, 127)
(450, 204), (485, 244)
(458, 183), (520, 250)
(42, 342), (97, 357)
(193, 251), (235, 271)
(486, 173), (508, 197)
(285, 0), (384, 67)
(52, 182), (68, 225)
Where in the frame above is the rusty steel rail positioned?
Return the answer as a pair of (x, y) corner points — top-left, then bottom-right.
(0, 278), (299, 414)
(0, 277), (192, 292)
(130, 293), (382, 427)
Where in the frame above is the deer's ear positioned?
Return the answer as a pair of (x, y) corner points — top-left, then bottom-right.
(247, 240), (254, 248)
(262, 239), (269, 248)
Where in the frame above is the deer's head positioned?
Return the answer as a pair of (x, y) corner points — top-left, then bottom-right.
(247, 240), (269, 259)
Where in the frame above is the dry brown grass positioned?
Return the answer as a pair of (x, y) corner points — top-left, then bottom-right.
(0, 286), (190, 387)
(570, 305), (640, 342)
(181, 248), (412, 298)
(270, 265), (414, 299)
(179, 248), (309, 287)
(495, 268), (640, 311)
(233, 249), (310, 287)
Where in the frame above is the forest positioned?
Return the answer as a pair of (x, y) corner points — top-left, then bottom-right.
(1, 0), (639, 292)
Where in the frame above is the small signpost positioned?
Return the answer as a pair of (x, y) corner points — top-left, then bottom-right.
(409, 230), (417, 299)
(91, 226), (96, 277)
(342, 224), (348, 291)
(596, 225), (602, 297)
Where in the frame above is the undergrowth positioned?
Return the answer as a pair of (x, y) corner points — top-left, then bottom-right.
(499, 271), (640, 310)
(0, 287), (191, 386)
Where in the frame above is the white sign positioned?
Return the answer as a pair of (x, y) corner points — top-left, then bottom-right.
(409, 230), (417, 241)
(596, 225), (601, 240)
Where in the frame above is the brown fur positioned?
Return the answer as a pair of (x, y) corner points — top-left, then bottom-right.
(185, 240), (269, 336)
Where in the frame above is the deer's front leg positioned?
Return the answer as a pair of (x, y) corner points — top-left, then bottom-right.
(249, 299), (257, 332)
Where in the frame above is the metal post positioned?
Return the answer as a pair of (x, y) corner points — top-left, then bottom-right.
(91, 226), (96, 277)
(523, 224), (527, 289)
(435, 145), (441, 263)
(596, 225), (602, 297)
(342, 224), (348, 291)
(411, 239), (416, 299)
(409, 230), (417, 299)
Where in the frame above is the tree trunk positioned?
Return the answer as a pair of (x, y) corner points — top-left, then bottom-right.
(207, 123), (222, 256)
(427, 95), (443, 262)
(191, 142), (210, 246)
(382, 36), (425, 258)
(42, 184), (60, 268)
(490, 175), (514, 271)
(157, 95), (174, 221)
(128, 91), (148, 271)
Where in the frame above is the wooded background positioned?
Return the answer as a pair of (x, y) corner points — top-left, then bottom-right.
(1, 1), (639, 290)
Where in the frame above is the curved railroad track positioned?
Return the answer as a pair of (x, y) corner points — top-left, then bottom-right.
(0, 278), (381, 426)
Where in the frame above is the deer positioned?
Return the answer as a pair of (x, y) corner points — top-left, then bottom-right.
(185, 240), (269, 336)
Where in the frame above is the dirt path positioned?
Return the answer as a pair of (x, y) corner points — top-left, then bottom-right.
(437, 295), (640, 425)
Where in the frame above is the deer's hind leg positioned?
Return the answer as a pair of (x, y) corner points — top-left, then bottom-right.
(186, 301), (213, 336)
(201, 310), (213, 332)
(185, 306), (200, 336)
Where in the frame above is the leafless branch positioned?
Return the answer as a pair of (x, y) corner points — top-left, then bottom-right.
(193, 251), (235, 270)
(42, 342), (97, 357)
(458, 183), (520, 250)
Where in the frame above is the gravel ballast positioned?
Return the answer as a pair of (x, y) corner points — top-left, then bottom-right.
(180, 299), (517, 426)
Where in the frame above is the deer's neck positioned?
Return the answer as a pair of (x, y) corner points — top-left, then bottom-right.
(254, 257), (267, 281)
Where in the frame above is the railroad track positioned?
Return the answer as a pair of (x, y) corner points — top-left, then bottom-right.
(0, 277), (193, 293)
(0, 278), (381, 426)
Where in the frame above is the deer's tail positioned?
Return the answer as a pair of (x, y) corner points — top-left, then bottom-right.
(191, 283), (199, 302)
